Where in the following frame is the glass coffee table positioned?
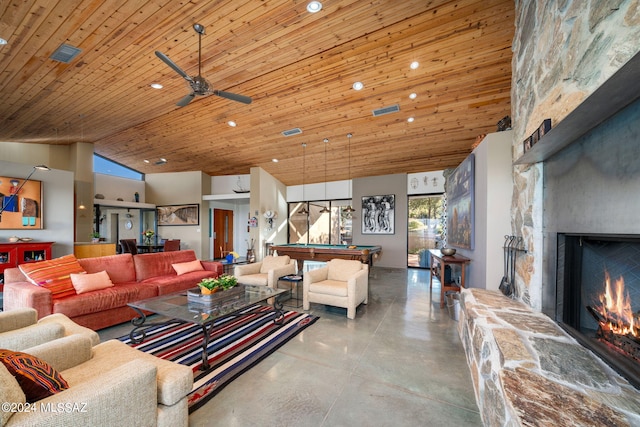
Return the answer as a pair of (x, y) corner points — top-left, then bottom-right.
(127, 284), (287, 370)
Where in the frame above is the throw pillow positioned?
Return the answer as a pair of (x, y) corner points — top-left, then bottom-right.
(0, 349), (69, 403)
(70, 270), (115, 294)
(19, 254), (86, 299)
(172, 259), (204, 275)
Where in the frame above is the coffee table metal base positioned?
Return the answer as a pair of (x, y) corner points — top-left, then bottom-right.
(129, 296), (286, 371)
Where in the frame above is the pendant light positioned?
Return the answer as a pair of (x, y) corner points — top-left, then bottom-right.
(320, 138), (331, 214)
(343, 133), (355, 215)
(299, 142), (309, 215)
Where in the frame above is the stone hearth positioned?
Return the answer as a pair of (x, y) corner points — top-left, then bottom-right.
(458, 288), (640, 426)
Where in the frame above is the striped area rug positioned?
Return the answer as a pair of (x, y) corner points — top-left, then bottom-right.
(119, 304), (319, 412)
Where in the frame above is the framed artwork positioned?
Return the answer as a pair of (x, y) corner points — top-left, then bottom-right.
(446, 154), (474, 249)
(0, 176), (43, 230)
(361, 195), (394, 234)
(157, 204), (199, 226)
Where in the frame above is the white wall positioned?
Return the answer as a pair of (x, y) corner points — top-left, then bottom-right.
(353, 173), (408, 269)
(250, 167), (288, 260)
(456, 131), (513, 290)
(0, 160), (75, 257)
(145, 171), (210, 258)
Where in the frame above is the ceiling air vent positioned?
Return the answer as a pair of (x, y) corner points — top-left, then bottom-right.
(372, 104), (400, 117)
(282, 128), (302, 137)
(50, 44), (82, 63)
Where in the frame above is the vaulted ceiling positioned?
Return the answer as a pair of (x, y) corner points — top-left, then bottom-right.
(0, 0), (514, 185)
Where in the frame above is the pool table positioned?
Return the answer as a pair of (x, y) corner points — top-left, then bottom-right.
(269, 243), (382, 272)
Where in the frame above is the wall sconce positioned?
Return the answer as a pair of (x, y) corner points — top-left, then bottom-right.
(263, 210), (277, 231)
(0, 165), (50, 222)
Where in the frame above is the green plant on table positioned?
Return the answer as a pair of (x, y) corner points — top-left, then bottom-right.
(198, 274), (238, 291)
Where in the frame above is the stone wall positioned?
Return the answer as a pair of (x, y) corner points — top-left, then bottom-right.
(511, 0), (640, 310)
(458, 288), (640, 426)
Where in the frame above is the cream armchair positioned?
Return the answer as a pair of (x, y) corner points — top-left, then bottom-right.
(234, 255), (297, 288)
(1, 336), (193, 427)
(0, 308), (99, 351)
(303, 259), (369, 319)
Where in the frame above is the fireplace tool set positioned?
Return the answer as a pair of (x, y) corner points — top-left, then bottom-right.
(499, 235), (525, 298)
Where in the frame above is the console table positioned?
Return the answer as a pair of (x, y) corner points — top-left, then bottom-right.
(0, 241), (54, 289)
(429, 249), (471, 308)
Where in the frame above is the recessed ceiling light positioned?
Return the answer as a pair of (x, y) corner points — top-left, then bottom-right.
(407, 117), (415, 123)
(409, 93), (417, 99)
(307, 1), (322, 13)
(227, 120), (237, 127)
(352, 81), (364, 90)
(410, 61), (419, 69)
(143, 159), (150, 164)
(150, 83), (163, 89)
(272, 158), (279, 163)
(0, 38), (7, 45)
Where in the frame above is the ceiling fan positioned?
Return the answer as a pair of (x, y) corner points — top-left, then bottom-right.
(155, 23), (252, 107)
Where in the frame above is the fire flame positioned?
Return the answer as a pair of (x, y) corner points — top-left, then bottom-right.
(598, 271), (637, 337)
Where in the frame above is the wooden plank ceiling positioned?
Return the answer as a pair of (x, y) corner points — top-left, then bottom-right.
(0, 0), (514, 186)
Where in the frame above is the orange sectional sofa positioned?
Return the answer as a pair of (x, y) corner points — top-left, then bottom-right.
(2, 250), (223, 330)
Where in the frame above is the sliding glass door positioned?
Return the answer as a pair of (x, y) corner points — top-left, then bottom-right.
(408, 194), (444, 268)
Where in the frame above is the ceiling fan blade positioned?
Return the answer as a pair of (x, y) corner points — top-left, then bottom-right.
(213, 90), (252, 104)
(155, 51), (193, 82)
(176, 93), (196, 107)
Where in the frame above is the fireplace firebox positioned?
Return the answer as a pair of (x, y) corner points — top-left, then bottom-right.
(556, 233), (640, 389)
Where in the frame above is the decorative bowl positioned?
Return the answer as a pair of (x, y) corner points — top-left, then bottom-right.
(441, 247), (456, 256)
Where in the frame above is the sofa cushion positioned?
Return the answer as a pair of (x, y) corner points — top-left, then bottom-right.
(19, 254), (85, 299)
(236, 273), (268, 286)
(133, 250), (199, 281)
(52, 283), (156, 318)
(260, 255), (290, 274)
(0, 349), (69, 402)
(78, 253), (136, 284)
(327, 259), (363, 282)
(140, 270), (218, 295)
(0, 363), (26, 425)
(309, 279), (349, 297)
(70, 270), (115, 294)
(172, 259), (204, 275)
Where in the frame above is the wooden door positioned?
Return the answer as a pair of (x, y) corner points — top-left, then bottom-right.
(213, 209), (234, 259)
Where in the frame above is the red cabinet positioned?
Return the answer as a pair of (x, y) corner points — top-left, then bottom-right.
(0, 242), (54, 289)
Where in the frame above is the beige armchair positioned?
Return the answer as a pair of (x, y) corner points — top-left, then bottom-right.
(303, 259), (369, 319)
(0, 308), (99, 351)
(234, 255), (297, 288)
(0, 335), (193, 427)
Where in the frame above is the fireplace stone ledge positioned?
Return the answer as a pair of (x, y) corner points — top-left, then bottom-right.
(458, 288), (640, 426)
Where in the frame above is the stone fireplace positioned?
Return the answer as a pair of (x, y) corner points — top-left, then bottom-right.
(556, 233), (640, 389)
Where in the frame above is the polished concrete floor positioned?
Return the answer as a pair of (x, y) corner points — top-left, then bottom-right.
(99, 267), (482, 427)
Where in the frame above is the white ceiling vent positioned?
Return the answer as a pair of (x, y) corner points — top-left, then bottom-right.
(372, 104), (400, 117)
(50, 44), (82, 63)
(282, 128), (302, 137)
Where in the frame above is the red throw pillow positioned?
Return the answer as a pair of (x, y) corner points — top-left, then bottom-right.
(0, 349), (69, 402)
(19, 254), (86, 298)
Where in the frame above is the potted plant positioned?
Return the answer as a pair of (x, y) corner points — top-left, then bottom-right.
(90, 231), (100, 243)
(198, 274), (238, 295)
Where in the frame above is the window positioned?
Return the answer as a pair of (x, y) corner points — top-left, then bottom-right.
(288, 200), (352, 245)
(93, 154), (143, 180)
